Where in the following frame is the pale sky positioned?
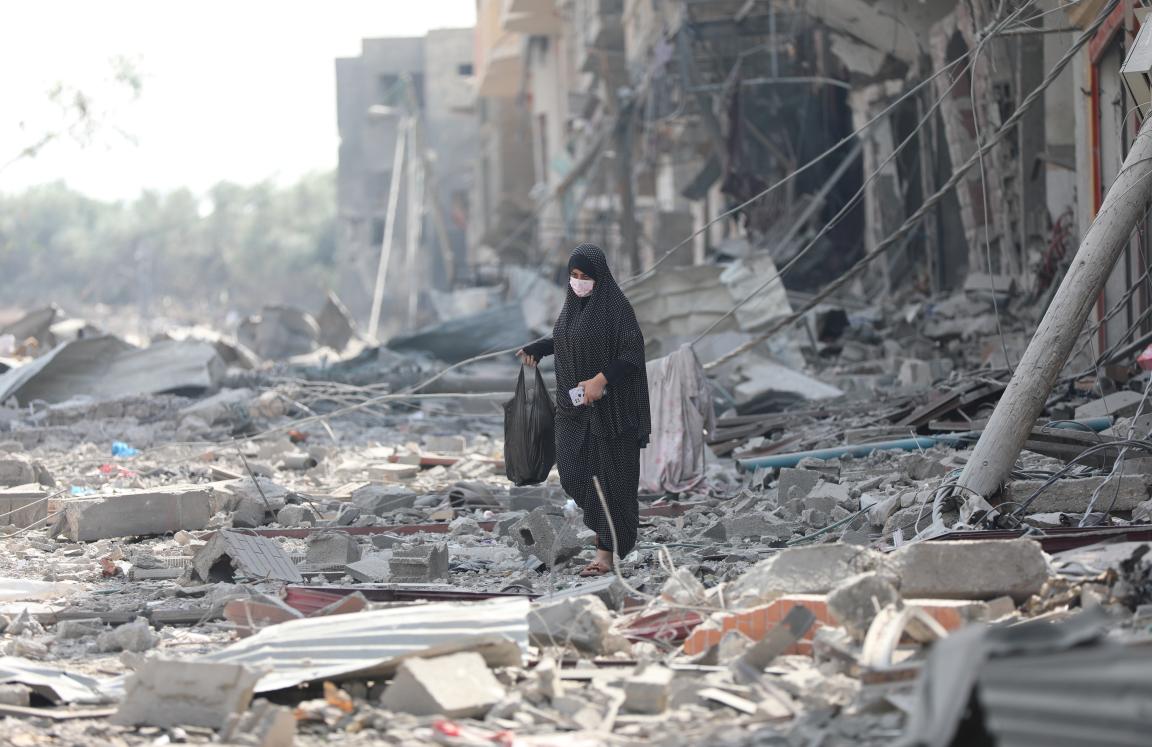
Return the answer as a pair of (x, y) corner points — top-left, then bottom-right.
(0, 1), (476, 200)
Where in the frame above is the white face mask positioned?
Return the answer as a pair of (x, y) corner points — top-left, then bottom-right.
(570, 277), (595, 297)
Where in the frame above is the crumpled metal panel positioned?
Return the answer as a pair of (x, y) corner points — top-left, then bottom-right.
(0, 656), (109, 704)
(197, 596), (530, 692)
(387, 304), (531, 363)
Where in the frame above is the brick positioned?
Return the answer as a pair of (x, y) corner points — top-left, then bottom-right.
(888, 538), (1050, 602)
(113, 660), (259, 729)
(683, 594), (830, 657)
(379, 652), (505, 718)
(192, 529), (303, 584)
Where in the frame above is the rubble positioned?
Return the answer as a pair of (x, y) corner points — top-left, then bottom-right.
(112, 660), (259, 729)
(379, 652), (505, 718)
(888, 539), (1051, 602)
(55, 485), (214, 541)
(192, 529), (304, 583)
(388, 542), (448, 582)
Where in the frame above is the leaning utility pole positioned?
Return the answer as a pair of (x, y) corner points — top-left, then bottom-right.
(955, 115), (1152, 509)
(367, 119), (408, 343)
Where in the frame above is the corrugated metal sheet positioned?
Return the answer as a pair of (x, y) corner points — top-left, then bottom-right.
(198, 596), (529, 692)
(978, 645), (1152, 747)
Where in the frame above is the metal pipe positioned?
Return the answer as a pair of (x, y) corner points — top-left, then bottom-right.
(736, 418), (1114, 471)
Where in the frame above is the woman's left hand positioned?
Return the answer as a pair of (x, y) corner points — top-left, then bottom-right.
(580, 373), (608, 404)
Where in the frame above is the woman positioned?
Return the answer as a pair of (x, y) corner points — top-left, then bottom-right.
(517, 244), (651, 577)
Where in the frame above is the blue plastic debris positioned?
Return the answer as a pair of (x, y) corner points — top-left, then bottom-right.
(111, 441), (140, 458)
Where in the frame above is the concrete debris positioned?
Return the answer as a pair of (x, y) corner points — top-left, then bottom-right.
(827, 572), (902, 642)
(113, 660), (260, 729)
(620, 664), (675, 714)
(55, 484), (214, 541)
(888, 539), (1051, 602)
(528, 595), (614, 655)
(727, 544), (881, 607)
(379, 652), (505, 718)
(0, 682), (32, 706)
(192, 529), (304, 583)
(220, 699), (297, 747)
(94, 618), (158, 653)
(511, 507), (584, 568)
(389, 542), (448, 582)
(305, 531), (362, 565)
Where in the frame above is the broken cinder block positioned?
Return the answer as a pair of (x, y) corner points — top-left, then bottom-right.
(529, 595), (613, 655)
(511, 506), (583, 567)
(379, 652), (505, 718)
(389, 542), (448, 582)
(305, 531), (362, 566)
(826, 572), (901, 642)
(220, 699), (296, 747)
(112, 660), (260, 729)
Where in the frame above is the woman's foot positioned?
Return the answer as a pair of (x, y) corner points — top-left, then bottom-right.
(579, 549), (615, 577)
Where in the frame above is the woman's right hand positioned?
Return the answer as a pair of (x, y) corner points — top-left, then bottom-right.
(516, 349), (537, 367)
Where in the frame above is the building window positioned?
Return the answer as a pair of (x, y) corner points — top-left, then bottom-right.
(457, 63), (474, 76)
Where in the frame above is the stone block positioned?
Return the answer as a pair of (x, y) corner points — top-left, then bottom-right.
(529, 595), (612, 655)
(0, 684), (31, 706)
(351, 484), (418, 515)
(220, 699), (296, 747)
(113, 660), (259, 729)
(826, 572), (901, 642)
(0, 485), (49, 528)
(777, 468), (820, 501)
(306, 531), (362, 565)
(621, 665), (674, 714)
(424, 435), (467, 454)
(806, 481), (853, 509)
(727, 544), (881, 607)
(389, 542), (448, 582)
(1002, 476), (1148, 514)
(192, 529), (304, 584)
(57, 485), (214, 541)
(1075, 390), (1150, 420)
(276, 504), (318, 526)
(379, 652), (505, 718)
(95, 617), (158, 653)
(511, 507), (584, 567)
(888, 538), (1050, 602)
(346, 552), (392, 582)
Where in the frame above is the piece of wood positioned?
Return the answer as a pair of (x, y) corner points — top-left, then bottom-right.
(957, 116), (1152, 503)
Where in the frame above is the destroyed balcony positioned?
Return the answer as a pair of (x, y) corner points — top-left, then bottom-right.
(500, 0), (562, 37)
(575, 0), (626, 75)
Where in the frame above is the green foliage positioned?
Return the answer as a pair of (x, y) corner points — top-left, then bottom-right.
(0, 172), (337, 313)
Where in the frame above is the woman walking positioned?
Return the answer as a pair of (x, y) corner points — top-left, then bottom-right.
(517, 244), (651, 576)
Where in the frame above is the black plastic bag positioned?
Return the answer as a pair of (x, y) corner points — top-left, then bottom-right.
(504, 366), (556, 485)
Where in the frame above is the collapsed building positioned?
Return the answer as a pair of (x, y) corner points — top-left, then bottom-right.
(3, 0), (1152, 745)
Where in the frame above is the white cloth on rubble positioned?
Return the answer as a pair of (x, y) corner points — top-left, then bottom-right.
(640, 344), (716, 494)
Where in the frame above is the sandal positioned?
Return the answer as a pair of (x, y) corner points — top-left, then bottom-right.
(579, 559), (613, 577)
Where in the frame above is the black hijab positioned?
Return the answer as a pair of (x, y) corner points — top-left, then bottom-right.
(553, 244), (651, 446)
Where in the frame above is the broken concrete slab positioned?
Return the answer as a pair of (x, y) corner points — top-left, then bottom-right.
(0, 485), (49, 529)
(723, 516), (795, 541)
(827, 572), (901, 642)
(351, 484), (418, 515)
(56, 485), (214, 541)
(191, 529), (304, 584)
(1002, 475), (1148, 513)
(276, 504), (318, 526)
(888, 538), (1050, 602)
(112, 660), (259, 729)
(511, 507), (583, 568)
(777, 468), (821, 501)
(0, 456), (52, 488)
(220, 699), (296, 747)
(305, 531), (362, 566)
(389, 542), (448, 582)
(380, 651), (505, 718)
(345, 553), (392, 583)
(1074, 390), (1150, 420)
(529, 595), (613, 655)
(727, 544), (882, 607)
